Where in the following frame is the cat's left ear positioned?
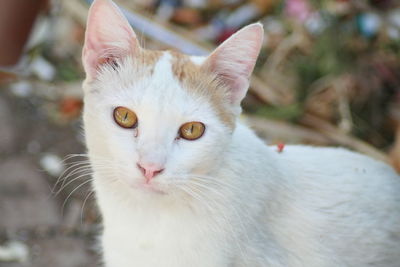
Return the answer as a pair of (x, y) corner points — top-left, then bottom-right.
(82, 0), (139, 80)
(204, 23), (264, 106)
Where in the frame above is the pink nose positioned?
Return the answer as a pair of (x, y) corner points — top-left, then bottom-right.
(137, 162), (164, 182)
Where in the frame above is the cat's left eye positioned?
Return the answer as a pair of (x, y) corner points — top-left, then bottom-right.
(113, 106), (138, 129)
(179, 122), (205, 140)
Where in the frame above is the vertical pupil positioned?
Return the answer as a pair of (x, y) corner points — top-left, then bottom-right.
(123, 112), (128, 121)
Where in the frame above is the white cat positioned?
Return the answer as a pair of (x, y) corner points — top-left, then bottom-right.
(81, 0), (400, 266)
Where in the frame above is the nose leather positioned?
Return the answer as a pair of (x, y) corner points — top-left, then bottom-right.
(137, 162), (164, 182)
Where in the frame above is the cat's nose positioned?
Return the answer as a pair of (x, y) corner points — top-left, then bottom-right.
(137, 162), (164, 182)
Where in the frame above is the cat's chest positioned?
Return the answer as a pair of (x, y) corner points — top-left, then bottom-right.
(102, 206), (230, 267)
(106, 211), (200, 248)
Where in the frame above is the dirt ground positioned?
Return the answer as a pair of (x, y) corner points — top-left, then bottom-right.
(0, 85), (100, 267)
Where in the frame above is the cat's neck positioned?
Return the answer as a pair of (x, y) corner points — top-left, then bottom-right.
(220, 121), (280, 179)
(218, 121), (284, 202)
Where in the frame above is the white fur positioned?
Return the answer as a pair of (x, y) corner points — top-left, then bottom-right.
(82, 1), (400, 266)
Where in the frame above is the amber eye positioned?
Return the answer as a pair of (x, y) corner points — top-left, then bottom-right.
(179, 122), (205, 140)
(113, 106), (138, 129)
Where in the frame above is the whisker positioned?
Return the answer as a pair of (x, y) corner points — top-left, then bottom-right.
(62, 179), (94, 216)
(55, 164), (93, 190)
(81, 190), (95, 224)
(54, 171), (93, 196)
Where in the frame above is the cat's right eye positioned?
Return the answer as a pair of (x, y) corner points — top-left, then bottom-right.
(113, 106), (138, 129)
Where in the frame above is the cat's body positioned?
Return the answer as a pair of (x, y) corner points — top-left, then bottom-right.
(82, 1), (400, 266)
(90, 122), (400, 267)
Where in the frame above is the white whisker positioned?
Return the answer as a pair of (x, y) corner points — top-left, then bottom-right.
(62, 179), (94, 216)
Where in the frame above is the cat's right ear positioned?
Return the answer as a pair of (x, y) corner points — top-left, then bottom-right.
(82, 0), (139, 80)
(203, 23), (263, 107)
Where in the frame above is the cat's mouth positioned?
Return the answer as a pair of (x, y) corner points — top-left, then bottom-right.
(138, 182), (167, 195)
(119, 175), (168, 195)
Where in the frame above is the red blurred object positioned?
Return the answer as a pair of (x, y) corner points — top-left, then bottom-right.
(60, 97), (83, 118)
(216, 28), (237, 44)
(277, 143), (285, 153)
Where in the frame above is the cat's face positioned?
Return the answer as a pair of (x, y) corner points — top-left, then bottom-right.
(82, 0), (263, 194)
(83, 53), (234, 193)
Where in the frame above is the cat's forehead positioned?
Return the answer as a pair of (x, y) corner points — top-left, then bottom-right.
(132, 51), (206, 109)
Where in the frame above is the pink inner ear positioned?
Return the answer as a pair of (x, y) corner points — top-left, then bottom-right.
(82, 0), (139, 79)
(207, 23), (264, 105)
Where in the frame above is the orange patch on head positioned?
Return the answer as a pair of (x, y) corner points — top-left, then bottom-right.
(169, 51), (236, 130)
(122, 49), (162, 76)
(138, 49), (162, 73)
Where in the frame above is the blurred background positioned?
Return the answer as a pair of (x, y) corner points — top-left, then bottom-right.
(0, 0), (399, 266)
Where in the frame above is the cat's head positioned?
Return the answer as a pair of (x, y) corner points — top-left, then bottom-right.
(82, 0), (263, 194)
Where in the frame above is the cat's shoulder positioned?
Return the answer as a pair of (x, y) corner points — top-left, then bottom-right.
(234, 123), (397, 176)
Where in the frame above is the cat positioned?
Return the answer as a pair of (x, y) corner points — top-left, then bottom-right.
(81, 0), (400, 266)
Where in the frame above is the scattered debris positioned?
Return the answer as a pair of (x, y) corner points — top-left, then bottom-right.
(0, 241), (29, 263)
(10, 81), (33, 97)
(59, 97), (83, 119)
(30, 57), (56, 81)
(40, 153), (65, 177)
